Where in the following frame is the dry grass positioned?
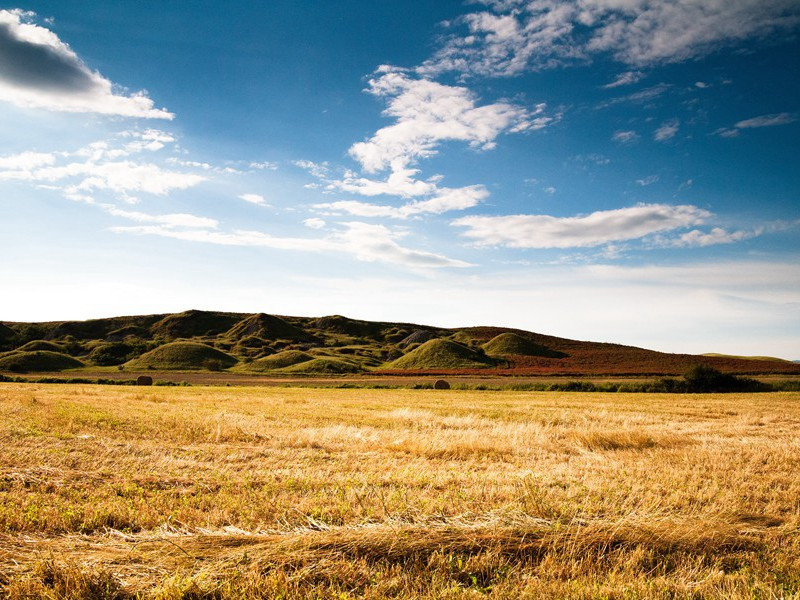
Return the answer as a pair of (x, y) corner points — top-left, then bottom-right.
(0, 383), (799, 598)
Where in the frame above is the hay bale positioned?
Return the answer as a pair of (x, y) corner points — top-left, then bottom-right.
(136, 375), (153, 386)
(434, 379), (451, 390)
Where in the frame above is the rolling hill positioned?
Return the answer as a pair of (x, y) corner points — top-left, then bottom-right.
(1, 310), (798, 376)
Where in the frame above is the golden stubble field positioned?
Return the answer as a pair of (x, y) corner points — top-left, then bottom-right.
(0, 383), (798, 599)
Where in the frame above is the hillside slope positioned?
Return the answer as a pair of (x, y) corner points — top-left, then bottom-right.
(1, 310), (798, 376)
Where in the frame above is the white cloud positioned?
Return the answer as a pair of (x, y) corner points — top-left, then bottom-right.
(636, 175), (659, 186)
(238, 193), (269, 206)
(421, 0), (800, 77)
(112, 220), (471, 269)
(0, 10), (173, 118)
(313, 185), (489, 219)
(735, 112), (797, 129)
(715, 112), (797, 137)
(654, 119), (679, 141)
(612, 129), (639, 143)
(103, 206), (218, 229)
(349, 69), (555, 174)
(249, 161), (278, 170)
(452, 203), (710, 248)
(603, 70), (644, 88)
(303, 217), (326, 229)
(0, 150), (54, 170)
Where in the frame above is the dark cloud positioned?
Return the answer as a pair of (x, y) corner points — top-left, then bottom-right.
(0, 18), (99, 93)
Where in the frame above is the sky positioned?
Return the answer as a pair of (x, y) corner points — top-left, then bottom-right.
(0, 1), (798, 358)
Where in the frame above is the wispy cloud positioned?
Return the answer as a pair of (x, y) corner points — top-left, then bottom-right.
(654, 119), (680, 141)
(113, 221), (472, 269)
(0, 10), (173, 118)
(612, 130), (639, 144)
(452, 204), (710, 248)
(238, 193), (269, 206)
(0, 131), (205, 202)
(715, 112), (797, 137)
(420, 0), (800, 77)
(603, 70), (644, 88)
(636, 175), (659, 186)
(313, 185), (489, 219)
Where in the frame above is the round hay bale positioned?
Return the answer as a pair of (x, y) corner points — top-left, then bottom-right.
(136, 375), (153, 386)
(434, 379), (450, 390)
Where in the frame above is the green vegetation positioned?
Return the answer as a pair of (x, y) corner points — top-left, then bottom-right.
(0, 350), (83, 372)
(225, 312), (312, 341)
(151, 309), (242, 339)
(482, 332), (567, 358)
(246, 350), (314, 371)
(280, 357), (362, 374)
(1, 311), (799, 376)
(385, 339), (495, 370)
(701, 352), (791, 363)
(126, 341), (237, 370)
(15, 340), (63, 353)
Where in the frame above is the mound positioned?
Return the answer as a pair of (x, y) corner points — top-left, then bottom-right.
(385, 339), (494, 370)
(398, 330), (437, 348)
(16, 340), (63, 353)
(105, 325), (149, 342)
(701, 353), (791, 363)
(0, 323), (18, 351)
(482, 333), (567, 358)
(88, 342), (140, 366)
(126, 342), (237, 370)
(235, 335), (271, 349)
(226, 313), (312, 341)
(0, 351), (84, 372)
(151, 310), (241, 339)
(280, 357), (362, 374)
(247, 350), (313, 371)
(312, 315), (382, 338)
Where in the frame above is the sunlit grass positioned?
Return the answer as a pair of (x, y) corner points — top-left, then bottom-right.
(1, 383), (799, 598)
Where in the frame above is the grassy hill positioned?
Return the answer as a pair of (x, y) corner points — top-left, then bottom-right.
(0, 351), (84, 372)
(126, 342), (237, 371)
(384, 339), (495, 370)
(1, 310), (798, 376)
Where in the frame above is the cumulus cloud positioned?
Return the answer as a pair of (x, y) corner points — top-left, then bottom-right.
(420, 0), (800, 77)
(113, 220), (471, 269)
(303, 217), (326, 229)
(0, 150), (54, 170)
(452, 203), (710, 248)
(654, 119), (679, 141)
(349, 69), (555, 174)
(0, 10), (173, 118)
(0, 132), (206, 202)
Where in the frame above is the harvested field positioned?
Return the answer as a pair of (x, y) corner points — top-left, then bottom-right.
(0, 383), (799, 598)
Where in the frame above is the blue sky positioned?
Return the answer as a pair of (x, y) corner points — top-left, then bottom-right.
(1, 1), (798, 357)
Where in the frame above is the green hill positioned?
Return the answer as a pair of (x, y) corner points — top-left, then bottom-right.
(225, 313), (312, 341)
(246, 350), (314, 371)
(126, 342), (237, 370)
(384, 339), (494, 370)
(151, 310), (242, 339)
(0, 351), (84, 373)
(280, 357), (362, 374)
(701, 353), (791, 363)
(482, 333), (567, 358)
(16, 340), (64, 353)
